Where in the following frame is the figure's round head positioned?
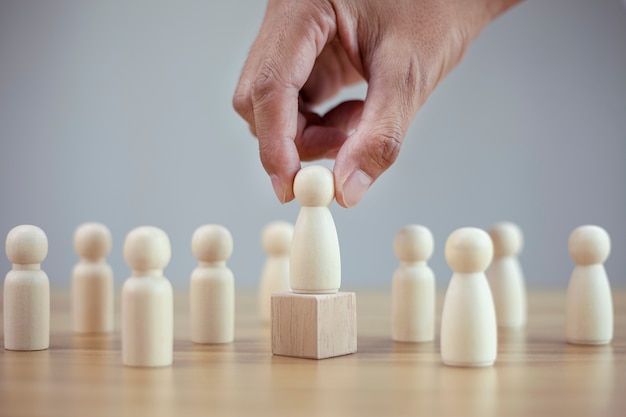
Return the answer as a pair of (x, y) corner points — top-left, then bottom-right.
(192, 224), (233, 263)
(445, 227), (493, 273)
(488, 222), (523, 258)
(5, 224), (48, 265)
(73, 222), (112, 261)
(293, 165), (334, 207)
(393, 225), (434, 263)
(123, 226), (171, 271)
(262, 221), (293, 256)
(568, 225), (610, 265)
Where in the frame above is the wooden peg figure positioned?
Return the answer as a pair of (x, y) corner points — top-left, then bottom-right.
(258, 221), (293, 323)
(122, 226), (173, 367)
(190, 224), (235, 344)
(440, 227), (497, 367)
(392, 225), (435, 342)
(4, 225), (50, 351)
(486, 222), (527, 328)
(72, 222), (114, 333)
(290, 165), (341, 294)
(271, 165), (357, 359)
(566, 225), (613, 345)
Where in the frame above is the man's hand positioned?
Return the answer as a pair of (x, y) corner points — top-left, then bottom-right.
(233, 0), (521, 207)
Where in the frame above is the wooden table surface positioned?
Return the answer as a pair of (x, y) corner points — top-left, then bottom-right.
(0, 290), (624, 417)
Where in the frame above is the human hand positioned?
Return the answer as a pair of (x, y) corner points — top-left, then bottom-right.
(233, 0), (521, 207)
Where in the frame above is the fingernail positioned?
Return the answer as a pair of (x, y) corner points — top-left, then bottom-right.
(271, 175), (286, 204)
(342, 170), (372, 208)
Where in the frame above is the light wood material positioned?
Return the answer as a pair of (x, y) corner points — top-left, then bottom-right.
(258, 221), (293, 323)
(122, 226), (173, 367)
(391, 225), (435, 342)
(290, 165), (341, 294)
(72, 222), (114, 333)
(0, 290), (625, 416)
(273, 166), (350, 359)
(190, 225), (235, 344)
(566, 225), (613, 345)
(3, 225), (50, 351)
(441, 227), (497, 367)
(271, 292), (357, 359)
(487, 222), (527, 327)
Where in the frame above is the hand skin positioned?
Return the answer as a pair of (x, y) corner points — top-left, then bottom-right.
(233, 0), (523, 207)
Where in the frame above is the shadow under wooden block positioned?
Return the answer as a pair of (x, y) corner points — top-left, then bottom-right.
(271, 292), (357, 359)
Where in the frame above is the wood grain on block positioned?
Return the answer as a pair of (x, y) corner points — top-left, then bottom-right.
(271, 292), (357, 359)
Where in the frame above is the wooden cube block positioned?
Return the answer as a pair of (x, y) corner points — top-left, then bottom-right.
(271, 292), (357, 359)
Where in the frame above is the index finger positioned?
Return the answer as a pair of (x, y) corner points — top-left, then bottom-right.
(249, 1), (337, 203)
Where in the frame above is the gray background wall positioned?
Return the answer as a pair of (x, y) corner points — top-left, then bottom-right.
(0, 0), (624, 291)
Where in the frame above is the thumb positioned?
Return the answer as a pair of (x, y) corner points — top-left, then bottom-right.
(334, 50), (424, 208)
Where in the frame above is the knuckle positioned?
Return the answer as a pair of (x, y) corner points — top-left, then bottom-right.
(250, 61), (283, 105)
(366, 123), (403, 171)
(232, 89), (249, 116)
(232, 86), (257, 136)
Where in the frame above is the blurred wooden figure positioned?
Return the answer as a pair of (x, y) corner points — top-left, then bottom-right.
(122, 226), (173, 367)
(566, 225), (613, 345)
(392, 225), (435, 342)
(258, 221), (293, 324)
(190, 224), (235, 344)
(486, 222), (527, 328)
(4, 225), (50, 351)
(72, 222), (114, 333)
